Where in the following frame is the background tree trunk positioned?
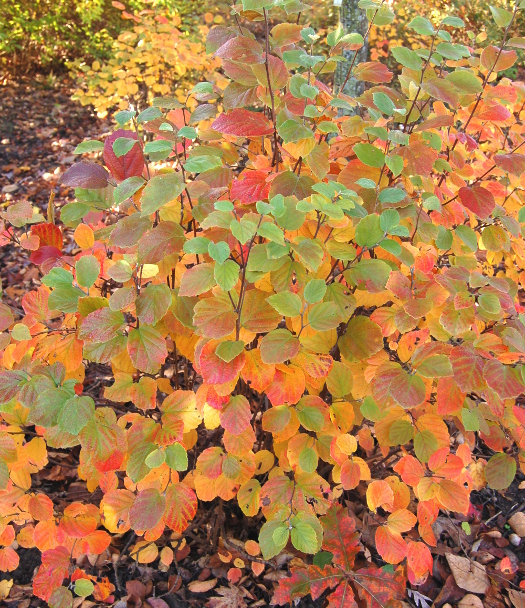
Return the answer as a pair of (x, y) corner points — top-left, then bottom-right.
(333, 0), (369, 114)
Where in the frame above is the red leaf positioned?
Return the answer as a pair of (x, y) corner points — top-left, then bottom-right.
(212, 109), (273, 137)
(458, 186), (495, 219)
(214, 36), (263, 63)
(354, 565), (406, 608)
(375, 526), (407, 564)
(326, 580), (357, 608)
(321, 504), (360, 570)
(31, 223), (63, 250)
(272, 568), (312, 605)
(33, 546), (70, 601)
(30, 245), (62, 265)
(450, 346), (485, 393)
(129, 488), (166, 531)
(199, 340), (245, 384)
(230, 170), (271, 203)
(220, 395), (251, 435)
(61, 161), (110, 189)
(353, 62), (393, 84)
(407, 541), (433, 585)
(494, 153), (525, 176)
(103, 129), (144, 182)
(164, 482), (197, 533)
(484, 359), (524, 399)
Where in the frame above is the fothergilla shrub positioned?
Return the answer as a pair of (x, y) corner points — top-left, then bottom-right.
(1, 0), (525, 606)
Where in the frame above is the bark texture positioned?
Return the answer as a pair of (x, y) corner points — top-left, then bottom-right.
(333, 0), (369, 114)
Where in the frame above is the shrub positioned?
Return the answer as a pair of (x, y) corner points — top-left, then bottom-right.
(1, 0), (525, 605)
(68, 2), (224, 117)
(0, 0), (225, 76)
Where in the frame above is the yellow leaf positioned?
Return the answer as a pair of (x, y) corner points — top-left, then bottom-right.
(74, 224), (94, 249)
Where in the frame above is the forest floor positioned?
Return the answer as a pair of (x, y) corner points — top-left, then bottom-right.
(1, 77), (525, 608)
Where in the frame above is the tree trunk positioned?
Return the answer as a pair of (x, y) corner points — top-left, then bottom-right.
(334, 0), (369, 114)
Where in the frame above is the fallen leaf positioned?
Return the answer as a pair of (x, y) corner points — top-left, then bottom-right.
(445, 553), (489, 594)
(509, 589), (525, 608)
(188, 578), (218, 593)
(509, 512), (525, 537)
(206, 586), (248, 608)
(458, 594), (484, 608)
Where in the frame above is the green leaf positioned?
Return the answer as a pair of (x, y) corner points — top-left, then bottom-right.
(137, 107), (163, 123)
(216, 340), (245, 363)
(379, 209), (400, 232)
(461, 408), (480, 432)
(177, 126), (198, 140)
(214, 260), (239, 292)
(11, 323), (31, 341)
(267, 292), (302, 317)
(79, 576), (99, 598)
(136, 283), (172, 325)
(48, 285), (84, 313)
(165, 443), (188, 471)
(308, 301), (343, 331)
(391, 46), (423, 70)
(179, 264), (216, 296)
(114, 176), (145, 206)
(386, 155), (404, 177)
(184, 155), (222, 173)
(291, 519), (319, 554)
(144, 448), (166, 469)
(230, 218), (257, 244)
(74, 140), (104, 154)
(456, 225), (478, 251)
(373, 92), (396, 115)
(441, 16), (464, 27)
(490, 5), (513, 27)
(313, 551), (333, 568)
(485, 453), (516, 490)
(353, 143), (385, 168)
(388, 419), (415, 445)
(260, 520), (290, 559)
(58, 395), (95, 435)
(76, 255), (100, 289)
(361, 396), (385, 422)
(298, 447), (318, 473)
(292, 239), (324, 271)
(60, 203), (89, 227)
(414, 430), (438, 463)
(183, 236), (211, 254)
(113, 137), (137, 157)
(208, 241), (230, 264)
(445, 70), (483, 94)
(272, 524), (290, 548)
(257, 222), (285, 245)
(278, 119), (314, 144)
(355, 214), (384, 247)
(114, 110), (136, 125)
(260, 329), (300, 364)
(379, 239), (402, 256)
(304, 279), (327, 304)
(127, 326), (167, 374)
(299, 84), (319, 100)
(144, 140), (173, 154)
(378, 188), (406, 204)
(408, 16), (435, 36)
(42, 267), (74, 288)
(141, 173), (185, 216)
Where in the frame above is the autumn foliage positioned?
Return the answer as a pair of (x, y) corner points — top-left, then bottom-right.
(1, 0), (525, 606)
